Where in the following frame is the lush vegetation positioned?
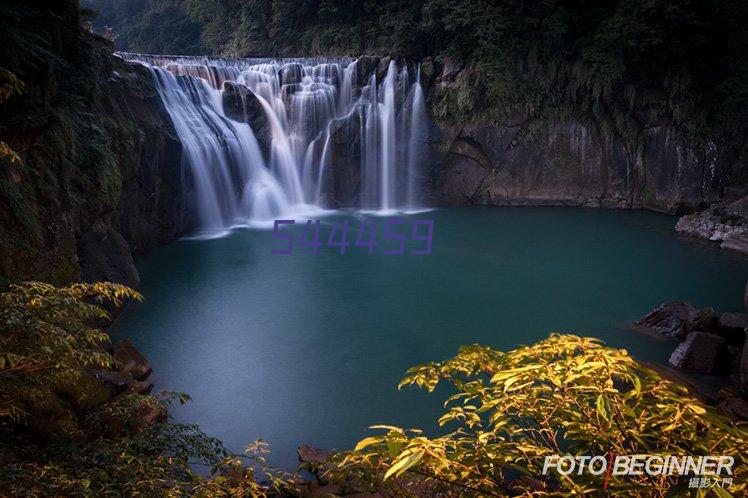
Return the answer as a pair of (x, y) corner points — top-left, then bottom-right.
(0, 282), (300, 497)
(1, 284), (744, 496)
(84, 0), (747, 141)
(0, 2), (137, 285)
(329, 334), (747, 497)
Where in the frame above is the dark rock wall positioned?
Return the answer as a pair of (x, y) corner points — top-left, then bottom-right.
(86, 58), (186, 275)
(428, 121), (741, 212)
(319, 56), (746, 213)
(0, 55), (185, 288)
(77, 57), (186, 287)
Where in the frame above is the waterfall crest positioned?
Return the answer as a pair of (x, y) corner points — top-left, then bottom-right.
(120, 53), (429, 235)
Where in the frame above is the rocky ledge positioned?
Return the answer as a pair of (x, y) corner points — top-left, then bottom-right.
(634, 283), (748, 419)
(675, 196), (748, 254)
(22, 339), (162, 440)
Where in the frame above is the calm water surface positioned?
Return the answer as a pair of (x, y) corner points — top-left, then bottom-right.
(110, 207), (748, 469)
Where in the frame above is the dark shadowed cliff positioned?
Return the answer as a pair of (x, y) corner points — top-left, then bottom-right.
(0, 1), (186, 287)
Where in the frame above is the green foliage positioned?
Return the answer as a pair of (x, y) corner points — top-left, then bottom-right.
(332, 334), (748, 497)
(0, 281), (303, 496)
(0, 281), (141, 423)
(82, 0), (747, 145)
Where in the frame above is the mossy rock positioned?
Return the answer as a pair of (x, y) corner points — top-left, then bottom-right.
(52, 369), (112, 413)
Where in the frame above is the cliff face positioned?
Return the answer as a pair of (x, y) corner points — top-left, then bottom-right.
(76, 57), (186, 287)
(2, 45), (745, 287)
(313, 56), (746, 213)
(424, 65), (746, 213)
(0, 55), (185, 288)
(429, 121), (743, 212)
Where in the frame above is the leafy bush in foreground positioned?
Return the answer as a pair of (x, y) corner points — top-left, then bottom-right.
(331, 334), (747, 497)
(1, 283), (746, 496)
(0, 282), (298, 497)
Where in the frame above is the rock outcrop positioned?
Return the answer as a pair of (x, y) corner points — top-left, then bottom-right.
(637, 286), (748, 419)
(319, 56), (748, 213)
(0, 54), (186, 288)
(18, 340), (157, 439)
(675, 196), (748, 253)
(668, 331), (728, 374)
(428, 121), (743, 212)
(635, 301), (717, 339)
(113, 339), (153, 380)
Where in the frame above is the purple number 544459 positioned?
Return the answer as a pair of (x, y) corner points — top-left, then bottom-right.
(271, 218), (434, 255)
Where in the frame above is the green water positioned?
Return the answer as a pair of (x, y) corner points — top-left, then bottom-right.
(110, 207), (748, 470)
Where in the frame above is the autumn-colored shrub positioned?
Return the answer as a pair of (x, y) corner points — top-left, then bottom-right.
(332, 334), (747, 497)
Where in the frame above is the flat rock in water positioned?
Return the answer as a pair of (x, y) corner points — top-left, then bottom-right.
(636, 301), (700, 338)
(669, 331), (727, 374)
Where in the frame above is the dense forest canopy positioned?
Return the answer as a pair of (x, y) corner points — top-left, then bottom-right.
(83, 0), (747, 140)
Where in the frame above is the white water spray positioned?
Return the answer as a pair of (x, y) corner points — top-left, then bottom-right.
(120, 53), (429, 233)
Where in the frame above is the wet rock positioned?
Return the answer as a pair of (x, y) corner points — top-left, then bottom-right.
(355, 56), (379, 86)
(635, 301), (701, 338)
(92, 369), (153, 395)
(113, 339), (152, 380)
(280, 63), (304, 85)
(376, 56), (393, 80)
(298, 445), (333, 465)
(222, 81), (270, 152)
(721, 234), (748, 254)
(669, 331), (728, 374)
(53, 369), (111, 412)
(719, 312), (747, 345)
(675, 196), (748, 244)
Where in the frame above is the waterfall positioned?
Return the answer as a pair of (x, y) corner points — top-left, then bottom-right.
(406, 66), (428, 210)
(119, 53), (429, 234)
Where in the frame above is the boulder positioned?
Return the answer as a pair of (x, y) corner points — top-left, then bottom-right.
(718, 312), (747, 345)
(635, 301), (703, 338)
(675, 196), (748, 243)
(52, 370), (111, 413)
(221, 81), (270, 153)
(298, 445), (333, 465)
(668, 331), (727, 374)
(92, 369), (153, 395)
(721, 234), (748, 254)
(113, 339), (152, 380)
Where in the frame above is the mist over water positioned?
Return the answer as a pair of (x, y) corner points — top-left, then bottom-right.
(121, 53), (429, 237)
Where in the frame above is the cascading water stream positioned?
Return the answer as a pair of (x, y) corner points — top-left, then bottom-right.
(119, 53), (430, 234)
